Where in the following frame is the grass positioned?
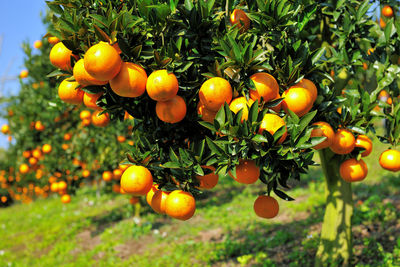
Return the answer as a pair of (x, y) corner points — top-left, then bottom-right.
(0, 139), (400, 266)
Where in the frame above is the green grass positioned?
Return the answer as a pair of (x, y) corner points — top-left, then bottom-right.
(0, 139), (400, 266)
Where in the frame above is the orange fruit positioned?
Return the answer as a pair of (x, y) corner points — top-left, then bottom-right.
(48, 36), (60, 45)
(50, 42), (74, 71)
(253, 195), (279, 219)
(197, 102), (217, 122)
(379, 149), (400, 172)
(196, 166), (219, 189)
(110, 62), (147, 97)
(229, 97), (254, 122)
(82, 169), (90, 178)
(380, 17), (386, 28)
(33, 40), (42, 49)
(230, 9), (250, 33)
(42, 144), (52, 154)
(165, 190), (196, 220)
(259, 113), (287, 144)
(102, 171), (113, 182)
(291, 78), (318, 102)
(310, 122), (335, 150)
(281, 87), (313, 117)
(339, 158), (368, 182)
(19, 164), (29, 174)
(50, 183), (59, 192)
(32, 149), (42, 159)
(378, 90), (389, 100)
(79, 110), (91, 120)
(229, 159), (260, 184)
(61, 144), (69, 150)
(1, 196), (7, 203)
(1, 124), (10, 134)
(387, 97), (393, 105)
(355, 135), (372, 157)
(83, 92), (103, 110)
(249, 72), (279, 103)
(382, 5), (394, 17)
(124, 111), (134, 120)
(151, 190), (170, 214)
(91, 110), (110, 127)
(20, 70), (28, 79)
(22, 150), (31, 158)
(367, 48), (374, 56)
(156, 95), (187, 123)
(146, 70), (179, 101)
(34, 121), (45, 131)
(129, 196), (139, 204)
(117, 136), (126, 143)
(58, 181), (67, 191)
(58, 79), (84, 105)
(120, 165), (153, 195)
(330, 129), (355, 155)
(73, 59), (108, 87)
(146, 184), (159, 206)
(61, 194), (71, 204)
(84, 41), (122, 81)
(64, 133), (72, 141)
(362, 62), (368, 70)
(199, 77), (232, 112)
(81, 118), (91, 127)
(113, 169), (123, 180)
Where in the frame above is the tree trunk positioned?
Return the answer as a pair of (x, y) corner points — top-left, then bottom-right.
(315, 149), (353, 266)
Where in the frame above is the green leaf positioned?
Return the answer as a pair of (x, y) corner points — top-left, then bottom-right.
(162, 162), (181, 169)
(205, 137), (225, 156)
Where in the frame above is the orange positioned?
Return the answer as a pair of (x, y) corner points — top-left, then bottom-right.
(362, 62), (368, 70)
(33, 40), (42, 49)
(146, 184), (159, 206)
(380, 17), (386, 28)
(378, 90), (389, 100)
(61, 194), (71, 204)
(330, 129), (355, 155)
(1, 124), (10, 134)
(1, 196), (7, 203)
(367, 48), (374, 56)
(48, 36), (60, 45)
(50, 183), (59, 192)
(124, 111), (134, 120)
(229, 159), (260, 184)
(355, 135), (372, 157)
(197, 102), (217, 122)
(42, 144), (52, 154)
(50, 42), (74, 71)
(73, 59), (108, 87)
(281, 87), (313, 117)
(110, 62), (147, 97)
(230, 9), (250, 33)
(249, 72), (279, 103)
(199, 77), (232, 112)
(156, 95), (187, 123)
(229, 97), (254, 122)
(130, 196), (139, 204)
(120, 165), (153, 195)
(102, 171), (113, 182)
(291, 78), (318, 102)
(58, 79), (84, 104)
(82, 169), (90, 178)
(64, 133), (72, 141)
(310, 122), (335, 150)
(20, 70), (28, 79)
(146, 70), (179, 101)
(253, 195), (279, 219)
(259, 113), (287, 144)
(387, 97), (393, 105)
(339, 158), (368, 182)
(91, 110), (110, 127)
(196, 166), (219, 189)
(382, 5), (394, 17)
(58, 181), (67, 191)
(32, 149), (42, 159)
(165, 190), (196, 220)
(35, 121), (45, 131)
(116, 136), (126, 143)
(83, 92), (103, 110)
(61, 144), (69, 150)
(22, 150), (31, 158)
(151, 190), (170, 214)
(19, 164), (29, 174)
(79, 110), (91, 120)
(81, 118), (91, 127)
(379, 149), (400, 172)
(113, 168), (123, 180)
(84, 42), (122, 81)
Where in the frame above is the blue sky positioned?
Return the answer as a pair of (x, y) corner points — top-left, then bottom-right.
(0, 1), (47, 148)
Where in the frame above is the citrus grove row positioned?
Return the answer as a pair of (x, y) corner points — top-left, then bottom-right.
(1, 0), (400, 264)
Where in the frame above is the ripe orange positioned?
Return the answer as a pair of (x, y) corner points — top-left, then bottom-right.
(32, 149), (42, 159)
(1, 196), (7, 203)
(379, 149), (400, 172)
(387, 97), (393, 105)
(83, 92), (103, 110)
(130, 196), (139, 204)
(197, 102), (217, 122)
(113, 168), (123, 180)
(230, 9), (250, 33)
(48, 36), (60, 45)
(146, 184), (159, 206)
(58, 79), (84, 104)
(291, 79), (318, 102)
(61, 194), (71, 204)
(254, 195), (279, 219)
(50, 183), (59, 192)
(249, 72), (279, 103)
(22, 150), (31, 158)
(151, 190), (170, 214)
(110, 62), (147, 97)
(339, 158), (368, 182)
(79, 110), (91, 120)
(355, 135), (372, 157)
(50, 42), (74, 71)
(165, 190), (196, 220)
(42, 144), (52, 154)
(117, 136), (126, 143)
(281, 87), (313, 117)
(259, 113), (287, 144)
(156, 95), (187, 123)
(199, 77), (232, 112)
(64, 133), (72, 141)
(229, 97), (254, 122)
(330, 129), (355, 155)
(310, 122), (335, 150)
(362, 62), (368, 70)
(196, 166), (219, 189)
(73, 59), (108, 87)
(84, 42), (122, 81)
(367, 48), (374, 56)
(61, 144), (69, 150)
(58, 181), (67, 191)
(19, 164), (29, 174)
(146, 70), (179, 101)
(382, 5), (394, 17)
(1, 124), (10, 134)
(91, 110), (110, 127)
(102, 171), (113, 182)
(380, 17), (386, 28)
(20, 70), (28, 79)
(33, 40), (42, 49)
(34, 121), (45, 131)
(229, 159), (260, 184)
(378, 90), (389, 100)
(124, 111), (134, 120)
(82, 169), (90, 178)
(120, 165), (153, 195)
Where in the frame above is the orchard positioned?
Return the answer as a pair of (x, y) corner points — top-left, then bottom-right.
(0, 0), (400, 266)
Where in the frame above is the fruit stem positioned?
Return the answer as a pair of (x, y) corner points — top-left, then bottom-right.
(315, 149), (353, 266)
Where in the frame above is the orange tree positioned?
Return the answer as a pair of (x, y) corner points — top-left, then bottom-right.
(13, 0), (400, 265)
